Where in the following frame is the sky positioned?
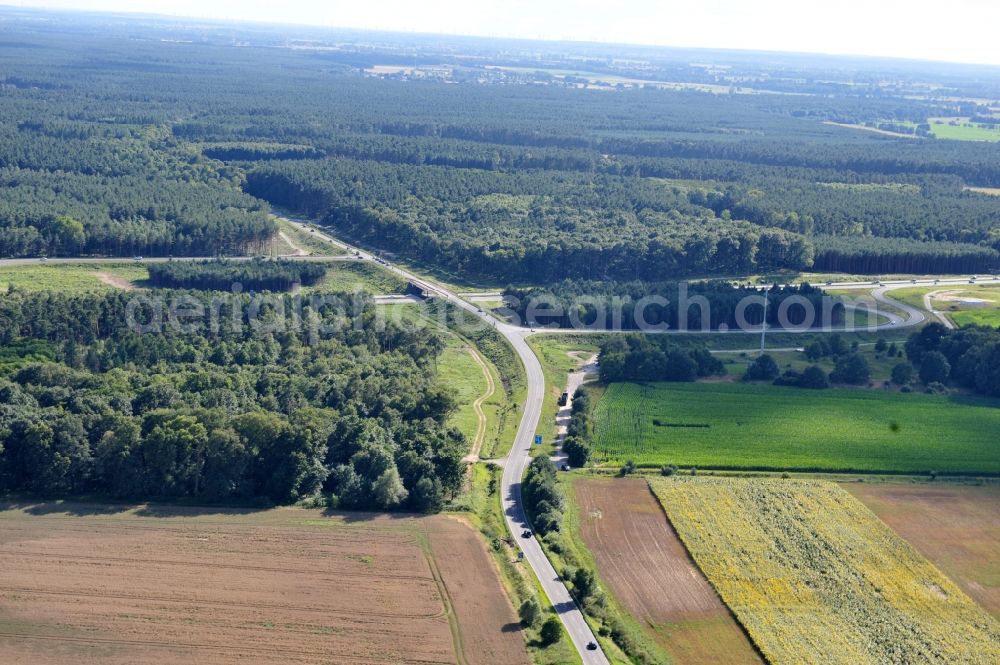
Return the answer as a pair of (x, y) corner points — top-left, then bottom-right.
(8, 0), (1000, 66)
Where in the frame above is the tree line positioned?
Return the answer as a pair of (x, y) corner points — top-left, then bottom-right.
(598, 335), (725, 383)
(903, 323), (1000, 397)
(504, 281), (842, 331)
(147, 259), (328, 292)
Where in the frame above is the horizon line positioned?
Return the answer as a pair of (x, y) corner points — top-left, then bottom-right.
(5, 3), (1000, 70)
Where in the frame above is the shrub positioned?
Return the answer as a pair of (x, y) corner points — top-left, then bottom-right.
(518, 598), (541, 627)
(563, 436), (591, 468)
(830, 353), (871, 385)
(891, 362), (915, 386)
(925, 381), (950, 395)
(661, 464), (678, 476)
(572, 568), (597, 599)
(539, 617), (563, 646)
(745, 354), (780, 381)
(798, 365), (830, 389)
(919, 351), (951, 385)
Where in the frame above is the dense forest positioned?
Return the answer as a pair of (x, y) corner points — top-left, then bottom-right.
(503, 281), (842, 330)
(0, 289), (463, 510)
(0, 10), (997, 277)
(246, 160), (814, 280)
(147, 259), (328, 292)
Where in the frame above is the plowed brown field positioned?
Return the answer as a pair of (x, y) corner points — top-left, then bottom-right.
(845, 482), (1000, 617)
(0, 502), (528, 665)
(573, 478), (761, 664)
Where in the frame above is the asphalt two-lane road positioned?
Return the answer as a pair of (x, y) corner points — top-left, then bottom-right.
(8, 221), (977, 665)
(276, 218), (610, 664)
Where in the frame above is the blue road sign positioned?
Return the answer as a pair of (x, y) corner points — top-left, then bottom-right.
(534, 435), (543, 445)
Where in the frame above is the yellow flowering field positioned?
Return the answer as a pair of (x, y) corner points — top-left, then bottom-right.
(648, 477), (1000, 664)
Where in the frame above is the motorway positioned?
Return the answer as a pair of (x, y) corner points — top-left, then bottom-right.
(0, 255), (357, 266)
(4, 229), (985, 665)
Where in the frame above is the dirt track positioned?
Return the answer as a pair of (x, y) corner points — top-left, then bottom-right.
(573, 478), (761, 664)
(94, 271), (135, 290)
(0, 502), (527, 665)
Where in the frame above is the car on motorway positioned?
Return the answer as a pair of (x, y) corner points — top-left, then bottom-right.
(521, 530), (532, 538)
(587, 642), (598, 650)
(133, 255), (143, 261)
(39, 256), (47, 262)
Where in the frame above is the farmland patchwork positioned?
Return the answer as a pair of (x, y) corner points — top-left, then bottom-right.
(648, 477), (1000, 664)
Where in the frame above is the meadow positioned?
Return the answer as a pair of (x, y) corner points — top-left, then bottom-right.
(526, 335), (601, 450)
(436, 338), (494, 453)
(886, 283), (1000, 326)
(648, 477), (1000, 664)
(0, 263), (148, 293)
(591, 382), (1000, 473)
(273, 217), (345, 256)
(929, 120), (1000, 142)
(310, 261), (407, 294)
(952, 309), (1000, 327)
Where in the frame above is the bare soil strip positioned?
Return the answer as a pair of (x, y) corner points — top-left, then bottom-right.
(824, 121), (921, 139)
(922, 289), (957, 328)
(573, 478), (762, 664)
(94, 271), (136, 290)
(965, 186), (1000, 196)
(277, 230), (309, 257)
(0, 502), (527, 665)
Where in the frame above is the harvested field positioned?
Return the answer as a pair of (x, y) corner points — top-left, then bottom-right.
(649, 477), (1000, 665)
(0, 502), (527, 665)
(845, 482), (1000, 617)
(573, 478), (761, 664)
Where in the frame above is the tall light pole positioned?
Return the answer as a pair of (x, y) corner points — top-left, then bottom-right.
(760, 284), (771, 356)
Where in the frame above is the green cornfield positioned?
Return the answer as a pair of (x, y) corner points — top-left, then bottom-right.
(592, 382), (1000, 473)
